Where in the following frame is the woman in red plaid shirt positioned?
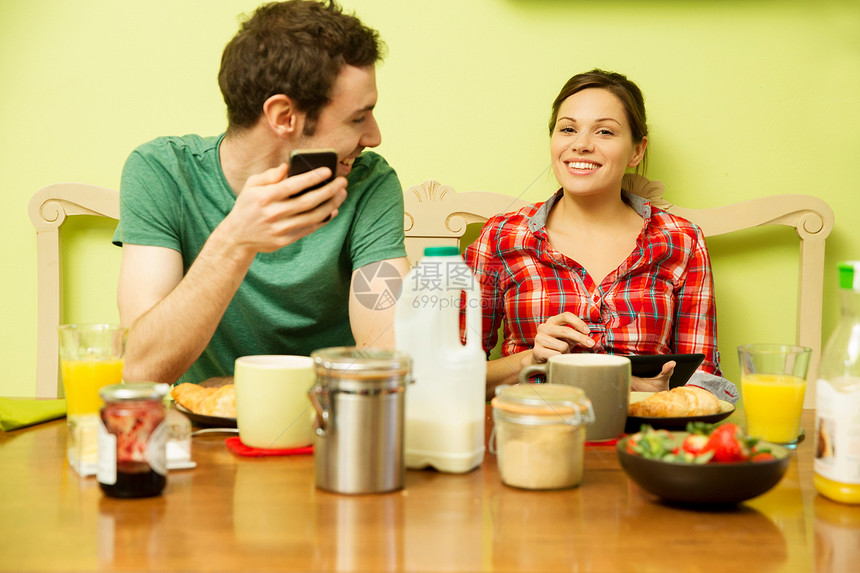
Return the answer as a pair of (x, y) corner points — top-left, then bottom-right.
(464, 70), (738, 403)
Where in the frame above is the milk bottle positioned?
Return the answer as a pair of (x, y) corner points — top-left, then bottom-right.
(395, 246), (486, 473)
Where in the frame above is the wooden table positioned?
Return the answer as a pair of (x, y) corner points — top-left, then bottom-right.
(0, 408), (856, 572)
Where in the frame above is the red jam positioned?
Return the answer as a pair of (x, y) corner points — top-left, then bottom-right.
(98, 383), (168, 498)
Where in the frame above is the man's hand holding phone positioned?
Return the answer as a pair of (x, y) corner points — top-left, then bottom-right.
(288, 149), (338, 196)
(289, 148), (340, 221)
(220, 150), (346, 256)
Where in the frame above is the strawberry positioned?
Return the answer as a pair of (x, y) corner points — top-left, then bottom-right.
(681, 434), (709, 456)
(703, 423), (752, 462)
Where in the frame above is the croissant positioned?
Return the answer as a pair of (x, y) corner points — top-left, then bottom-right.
(171, 383), (237, 418)
(628, 386), (720, 418)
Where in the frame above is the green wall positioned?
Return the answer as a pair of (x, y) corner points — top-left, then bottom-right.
(2, 0), (859, 396)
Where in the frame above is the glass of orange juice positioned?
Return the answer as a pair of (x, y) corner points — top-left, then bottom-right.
(58, 324), (126, 475)
(738, 343), (811, 447)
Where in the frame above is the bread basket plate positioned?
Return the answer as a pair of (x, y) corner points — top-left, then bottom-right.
(175, 403), (237, 428)
(625, 391), (734, 432)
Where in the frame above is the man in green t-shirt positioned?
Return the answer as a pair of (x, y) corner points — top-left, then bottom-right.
(113, 1), (409, 385)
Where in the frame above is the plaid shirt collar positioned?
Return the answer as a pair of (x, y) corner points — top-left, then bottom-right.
(527, 188), (653, 234)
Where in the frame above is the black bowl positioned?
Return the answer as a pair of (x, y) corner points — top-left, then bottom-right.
(617, 432), (791, 505)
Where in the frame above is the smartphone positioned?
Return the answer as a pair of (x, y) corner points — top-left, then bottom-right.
(288, 149), (338, 197)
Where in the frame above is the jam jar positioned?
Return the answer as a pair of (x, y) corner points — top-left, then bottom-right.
(491, 383), (594, 490)
(98, 383), (169, 498)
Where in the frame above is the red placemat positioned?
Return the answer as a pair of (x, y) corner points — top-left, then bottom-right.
(225, 436), (313, 457)
(586, 437), (621, 447)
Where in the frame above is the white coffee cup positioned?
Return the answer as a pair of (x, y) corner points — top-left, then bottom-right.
(235, 355), (315, 449)
(519, 354), (631, 441)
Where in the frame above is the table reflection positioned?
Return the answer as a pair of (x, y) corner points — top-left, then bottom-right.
(98, 496), (167, 567)
(490, 484), (585, 570)
(746, 460), (807, 570)
(317, 490), (404, 571)
(404, 469), (484, 571)
(232, 460), (317, 553)
(814, 496), (860, 573)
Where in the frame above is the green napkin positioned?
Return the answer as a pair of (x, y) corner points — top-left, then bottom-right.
(0, 397), (66, 431)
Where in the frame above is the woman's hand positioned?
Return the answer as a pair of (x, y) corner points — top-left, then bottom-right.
(631, 360), (675, 392)
(531, 312), (596, 363)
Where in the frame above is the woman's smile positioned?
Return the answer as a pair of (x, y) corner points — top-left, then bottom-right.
(564, 159), (602, 174)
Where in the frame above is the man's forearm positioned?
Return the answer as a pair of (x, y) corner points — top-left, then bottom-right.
(122, 234), (255, 384)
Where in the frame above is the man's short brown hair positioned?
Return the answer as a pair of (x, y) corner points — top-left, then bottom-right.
(218, 0), (384, 133)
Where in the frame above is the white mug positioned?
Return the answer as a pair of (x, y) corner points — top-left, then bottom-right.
(235, 355), (315, 449)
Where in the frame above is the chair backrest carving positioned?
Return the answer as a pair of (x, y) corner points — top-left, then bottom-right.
(403, 180), (528, 265)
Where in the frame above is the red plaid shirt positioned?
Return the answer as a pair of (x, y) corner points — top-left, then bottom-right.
(464, 190), (724, 378)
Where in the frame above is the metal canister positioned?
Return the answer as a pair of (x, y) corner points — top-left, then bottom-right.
(98, 382), (169, 498)
(308, 347), (412, 494)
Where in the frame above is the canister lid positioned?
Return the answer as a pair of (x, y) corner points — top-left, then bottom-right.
(491, 383), (590, 417)
(311, 347), (412, 378)
(99, 382), (169, 402)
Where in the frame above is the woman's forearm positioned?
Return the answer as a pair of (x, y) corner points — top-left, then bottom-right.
(486, 350), (532, 400)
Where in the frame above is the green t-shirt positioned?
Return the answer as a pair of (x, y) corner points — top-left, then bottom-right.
(113, 134), (406, 384)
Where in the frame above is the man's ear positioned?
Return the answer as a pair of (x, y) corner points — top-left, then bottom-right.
(262, 94), (303, 137)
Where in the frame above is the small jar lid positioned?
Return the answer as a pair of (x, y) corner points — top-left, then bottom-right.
(492, 383), (593, 421)
(99, 382), (170, 402)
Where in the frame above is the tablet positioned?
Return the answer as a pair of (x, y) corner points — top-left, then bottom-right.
(624, 353), (705, 388)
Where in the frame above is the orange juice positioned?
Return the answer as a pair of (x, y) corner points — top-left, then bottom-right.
(61, 358), (124, 417)
(742, 373), (806, 443)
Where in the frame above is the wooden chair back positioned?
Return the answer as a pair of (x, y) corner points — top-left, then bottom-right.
(29, 183), (119, 397)
(30, 180), (834, 406)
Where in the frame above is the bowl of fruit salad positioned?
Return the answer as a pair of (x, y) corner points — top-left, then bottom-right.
(617, 422), (791, 505)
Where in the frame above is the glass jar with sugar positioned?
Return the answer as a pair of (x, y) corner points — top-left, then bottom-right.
(491, 383), (594, 490)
